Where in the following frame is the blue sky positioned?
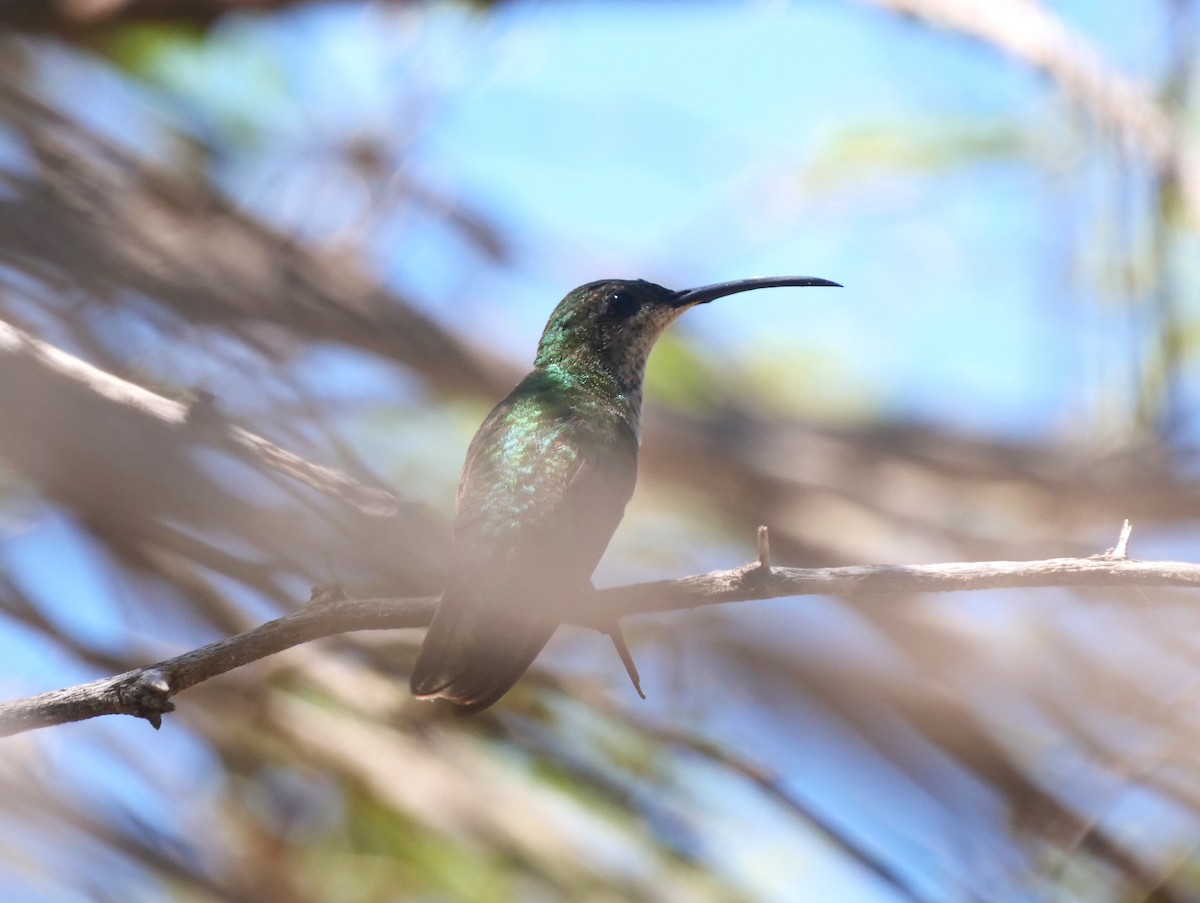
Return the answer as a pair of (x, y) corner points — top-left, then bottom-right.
(1, 2), (1190, 901)
(153, 0), (1172, 443)
(18, 0), (1163, 448)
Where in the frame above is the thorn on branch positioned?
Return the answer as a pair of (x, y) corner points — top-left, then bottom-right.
(729, 525), (777, 595)
(1114, 519), (1132, 559)
(183, 388), (220, 427)
(733, 525), (777, 596)
(119, 668), (176, 730)
(1092, 519), (1134, 561)
(307, 583), (349, 608)
(756, 525), (772, 573)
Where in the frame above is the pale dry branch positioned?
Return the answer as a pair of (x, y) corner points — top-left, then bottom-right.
(860, 0), (1200, 221)
(603, 549), (1200, 618)
(0, 317), (400, 516)
(4, 526), (1199, 737)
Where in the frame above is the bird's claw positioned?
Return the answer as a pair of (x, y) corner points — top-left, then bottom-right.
(605, 621), (646, 700)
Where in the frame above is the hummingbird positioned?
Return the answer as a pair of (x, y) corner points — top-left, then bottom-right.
(410, 275), (840, 714)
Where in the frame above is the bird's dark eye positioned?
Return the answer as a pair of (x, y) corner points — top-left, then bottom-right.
(608, 291), (641, 319)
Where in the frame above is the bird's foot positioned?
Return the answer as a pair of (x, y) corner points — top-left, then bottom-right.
(577, 582), (646, 700)
(605, 621), (646, 701)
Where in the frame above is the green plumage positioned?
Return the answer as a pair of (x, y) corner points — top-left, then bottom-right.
(410, 275), (839, 713)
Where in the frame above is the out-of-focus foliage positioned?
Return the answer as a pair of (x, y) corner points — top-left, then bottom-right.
(1, 2), (1200, 903)
(0, 0), (505, 38)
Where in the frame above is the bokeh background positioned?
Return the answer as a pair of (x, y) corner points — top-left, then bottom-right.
(1, 1), (1199, 900)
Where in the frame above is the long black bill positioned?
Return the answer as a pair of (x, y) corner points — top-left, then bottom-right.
(672, 275), (841, 307)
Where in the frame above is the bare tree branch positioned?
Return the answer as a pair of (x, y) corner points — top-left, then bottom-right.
(0, 0), (513, 37)
(860, 0), (1200, 221)
(0, 587), (435, 736)
(0, 76), (509, 391)
(0, 316), (400, 516)
(4, 523), (1199, 737)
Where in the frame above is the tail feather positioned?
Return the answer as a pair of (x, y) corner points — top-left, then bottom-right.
(411, 603), (555, 714)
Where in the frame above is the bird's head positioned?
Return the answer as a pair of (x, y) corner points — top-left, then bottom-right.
(533, 276), (840, 393)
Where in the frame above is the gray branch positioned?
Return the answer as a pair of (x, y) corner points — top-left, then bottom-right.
(4, 524), (1198, 737)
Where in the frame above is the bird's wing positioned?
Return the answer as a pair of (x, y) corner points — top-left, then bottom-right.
(410, 391), (638, 712)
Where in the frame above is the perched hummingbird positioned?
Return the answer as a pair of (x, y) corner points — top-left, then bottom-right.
(410, 276), (840, 714)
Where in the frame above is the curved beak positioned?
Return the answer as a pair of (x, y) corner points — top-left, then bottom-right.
(671, 276), (841, 308)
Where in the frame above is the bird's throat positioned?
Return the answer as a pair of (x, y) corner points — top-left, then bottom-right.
(535, 357), (646, 438)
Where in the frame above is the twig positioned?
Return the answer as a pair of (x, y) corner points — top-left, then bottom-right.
(1114, 518), (1133, 559)
(0, 317), (400, 516)
(563, 680), (930, 903)
(1090, 519), (1134, 561)
(615, 712), (927, 903)
(602, 552), (1200, 619)
(756, 524), (772, 571)
(0, 590), (436, 736)
(4, 524), (1200, 736)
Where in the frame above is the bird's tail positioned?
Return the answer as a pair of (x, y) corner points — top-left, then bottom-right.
(410, 602), (555, 715)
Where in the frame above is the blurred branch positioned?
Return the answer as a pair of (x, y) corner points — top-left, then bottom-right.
(0, 78), (506, 394)
(644, 412), (1200, 565)
(1, 0), (509, 35)
(4, 523), (1200, 736)
(575, 686), (930, 903)
(861, 0), (1200, 221)
(0, 316), (400, 515)
(0, 0), (389, 34)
